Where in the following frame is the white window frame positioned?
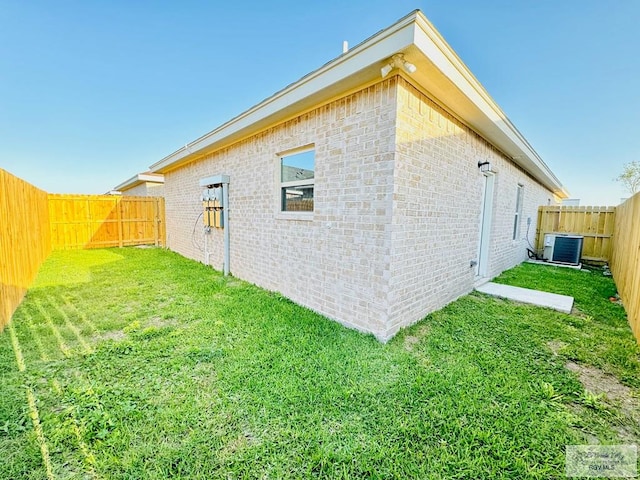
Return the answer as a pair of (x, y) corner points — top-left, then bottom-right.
(513, 184), (524, 241)
(276, 145), (315, 220)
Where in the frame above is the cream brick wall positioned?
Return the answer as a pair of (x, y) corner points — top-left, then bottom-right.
(164, 76), (556, 341)
(165, 80), (398, 338)
(121, 182), (165, 197)
(385, 78), (554, 339)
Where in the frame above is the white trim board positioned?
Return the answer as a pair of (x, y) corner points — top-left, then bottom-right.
(148, 10), (567, 198)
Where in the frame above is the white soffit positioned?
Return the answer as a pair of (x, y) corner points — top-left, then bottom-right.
(410, 15), (566, 196)
(114, 174), (140, 191)
(149, 13), (417, 174)
(137, 173), (164, 184)
(150, 10), (567, 197)
(114, 172), (164, 191)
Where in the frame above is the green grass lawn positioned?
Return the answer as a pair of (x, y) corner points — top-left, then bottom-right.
(1, 249), (638, 479)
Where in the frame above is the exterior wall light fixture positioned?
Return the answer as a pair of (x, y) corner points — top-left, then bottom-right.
(478, 161), (492, 173)
(381, 53), (417, 78)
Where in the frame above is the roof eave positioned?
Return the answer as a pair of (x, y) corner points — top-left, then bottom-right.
(137, 173), (164, 184)
(149, 10), (421, 174)
(113, 174), (141, 192)
(410, 14), (567, 197)
(114, 172), (165, 191)
(149, 10), (567, 198)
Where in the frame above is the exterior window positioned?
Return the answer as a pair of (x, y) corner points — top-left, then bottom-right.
(280, 149), (314, 212)
(513, 184), (524, 240)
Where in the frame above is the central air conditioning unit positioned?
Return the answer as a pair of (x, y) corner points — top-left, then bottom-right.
(543, 234), (584, 266)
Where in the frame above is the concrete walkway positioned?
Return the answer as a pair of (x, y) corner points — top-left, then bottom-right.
(475, 282), (574, 313)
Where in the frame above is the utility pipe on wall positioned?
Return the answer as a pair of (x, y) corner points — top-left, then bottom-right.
(203, 228), (215, 266)
(204, 229), (208, 265)
(222, 182), (230, 276)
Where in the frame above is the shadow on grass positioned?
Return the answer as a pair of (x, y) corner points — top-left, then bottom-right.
(1, 250), (638, 479)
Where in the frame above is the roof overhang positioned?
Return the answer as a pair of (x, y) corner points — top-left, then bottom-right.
(150, 10), (568, 198)
(114, 172), (165, 192)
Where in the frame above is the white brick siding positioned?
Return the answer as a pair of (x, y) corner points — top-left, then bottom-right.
(164, 76), (555, 340)
(385, 78), (554, 339)
(165, 79), (398, 336)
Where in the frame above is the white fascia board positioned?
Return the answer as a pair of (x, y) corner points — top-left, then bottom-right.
(412, 15), (567, 197)
(137, 173), (164, 184)
(113, 174), (140, 192)
(149, 9), (567, 198)
(149, 12), (420, 173)
(114, 172), (164, 191)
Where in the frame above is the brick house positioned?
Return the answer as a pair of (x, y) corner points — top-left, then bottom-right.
(148, 10), (567, 341)
(113, 172), (165, 197)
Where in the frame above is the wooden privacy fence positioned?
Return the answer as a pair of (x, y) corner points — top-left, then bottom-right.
(1, 170), (166, 329)
(49, 194), (165, 250)
(535, 205), (616, 262)
(610, 193), (640, 343)
(537, 203), (640, 344)
(0, 169), (51, 329)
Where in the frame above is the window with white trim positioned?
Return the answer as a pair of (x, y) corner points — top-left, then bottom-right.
(513, 184), (524, 240)
(280, 148), (315, 212)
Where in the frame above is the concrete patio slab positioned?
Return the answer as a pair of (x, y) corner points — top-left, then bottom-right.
(475, 282), (574, 313)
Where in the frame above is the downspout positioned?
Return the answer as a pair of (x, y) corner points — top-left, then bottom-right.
(222, 182), (230, 276)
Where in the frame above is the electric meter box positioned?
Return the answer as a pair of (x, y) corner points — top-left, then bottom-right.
(202, 186), (223, 228)
(199, 175), (230, 188)
(199, 175), (229, 229)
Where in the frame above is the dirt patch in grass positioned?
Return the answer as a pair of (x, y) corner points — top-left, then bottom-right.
(613, 425), (639, 445)
(547, 340), (568, 355)
(219, 431), (255, 459)
(403, 336), (420, 351)
(92, 330), (126, 342)
(145, 316), (176, 328)
(566, 361), (639, 420)
(570, 306), (586, 317)
(404, 325), (430, 352)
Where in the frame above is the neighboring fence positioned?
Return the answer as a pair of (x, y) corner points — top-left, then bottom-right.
(535, 205), (616, 262)
(536, 202), (640, 344)
(1, 171), (166, 330)
(49, 194), (165, 250)
(0, 169), (51, 329)
(610, 193), (640, 342)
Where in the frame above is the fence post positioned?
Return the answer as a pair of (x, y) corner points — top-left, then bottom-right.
(535, 206), (544, 253)
(153, 198), (159, 247)
(116, 198), (124, 248)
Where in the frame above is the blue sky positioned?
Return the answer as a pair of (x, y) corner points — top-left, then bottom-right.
(1, 1), (638, 205)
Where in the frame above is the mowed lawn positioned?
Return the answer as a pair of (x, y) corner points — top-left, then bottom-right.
(1, 248), (639, 479)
